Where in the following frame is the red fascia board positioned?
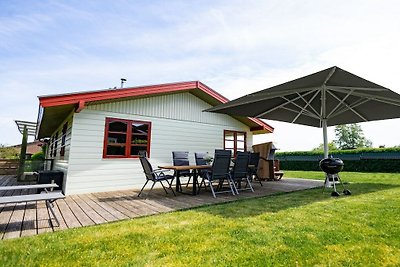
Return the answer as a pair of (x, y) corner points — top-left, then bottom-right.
(38, 80), (273, 132)
(39, 81), (198, 108)
(196, 81), (229, 103)
(249, 118), (274, 133)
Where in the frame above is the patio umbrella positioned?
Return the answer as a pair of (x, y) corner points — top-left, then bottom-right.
(206, 66), (400, 158)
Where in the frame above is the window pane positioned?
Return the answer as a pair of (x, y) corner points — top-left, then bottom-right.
(237, 141), (245, 149)
(109, 121), (127, 132)
(225, 132), (234, 141)
(107, 145), (126, 155)
(237, 133), (245, 141)
(108, 132), (126, 144)
(130, 145), (147, 156)
(225, 140), (234, 149)
(132, 123), (148, 135)
(131, 136), (148, 145)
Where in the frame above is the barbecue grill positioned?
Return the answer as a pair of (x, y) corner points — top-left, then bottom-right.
(319, 157), (351, 197)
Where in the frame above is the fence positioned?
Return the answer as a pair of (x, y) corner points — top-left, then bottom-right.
(0, 159), (53, 175)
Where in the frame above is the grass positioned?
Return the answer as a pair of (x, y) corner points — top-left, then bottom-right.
(1, 172), (399, 266)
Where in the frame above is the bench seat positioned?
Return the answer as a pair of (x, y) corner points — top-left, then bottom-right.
(0, 191), (65, 205)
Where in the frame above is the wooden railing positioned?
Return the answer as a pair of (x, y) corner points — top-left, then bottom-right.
(0, 159), (19, 175)
(0, 159), (54, 175)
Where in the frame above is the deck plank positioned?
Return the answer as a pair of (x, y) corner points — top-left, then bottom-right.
(36, 200), (53, 235)
(56, 198), (81, 229)
(70, 195), (107, 225)
(0, 175), (323, 240)
(77, 194), (118, 223)
(3, 202), (25, 239)
(20, 201), (37, 238)
(64, 196), (95, 226)
(85, 193), (128, 221)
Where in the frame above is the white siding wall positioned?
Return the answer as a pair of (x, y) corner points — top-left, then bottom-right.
(46, 112), (74, 191)
(65, 92), (253, 194)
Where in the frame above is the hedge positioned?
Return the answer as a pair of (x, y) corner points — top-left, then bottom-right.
(279, 159), (400, 173)
(276, 147), (400, 173)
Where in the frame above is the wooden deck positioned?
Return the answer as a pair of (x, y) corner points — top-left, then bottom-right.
(0, 175), (323, 240)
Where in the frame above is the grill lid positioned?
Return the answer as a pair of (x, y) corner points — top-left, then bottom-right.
(319, 157), (344, 174)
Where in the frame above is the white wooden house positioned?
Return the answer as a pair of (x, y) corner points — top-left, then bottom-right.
(36, 81), (273, 195)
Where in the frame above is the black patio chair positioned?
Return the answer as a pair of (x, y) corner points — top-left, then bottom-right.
(172, 151), (193, 189)
(138, 153), (176, 197)
(194, 152), (208, 166)
(231, 151), (254, 194)
(198, 149), (236, 198)
(248, 152), (263, 186)
(194, 152), (212, 179)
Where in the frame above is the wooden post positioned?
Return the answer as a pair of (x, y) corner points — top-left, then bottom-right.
(17, 126), (28, 181)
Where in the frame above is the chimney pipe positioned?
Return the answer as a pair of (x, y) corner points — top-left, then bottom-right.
(121, 78), (127, 88)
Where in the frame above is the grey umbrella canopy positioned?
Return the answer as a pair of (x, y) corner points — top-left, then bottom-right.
(206, 66), (400, 157)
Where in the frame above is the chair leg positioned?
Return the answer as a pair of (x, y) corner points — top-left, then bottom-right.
(138, 180), (150, 197)
(159, 181), (170, 195)
(198, 177), (208, 194)
(254, 172), (263, 186)
(146, 181), (157, 197)
(229, 176), (239, 195)
(208, 179), (217, 198)
(166, 179), (176, 196)
(246, 177), (255, 192)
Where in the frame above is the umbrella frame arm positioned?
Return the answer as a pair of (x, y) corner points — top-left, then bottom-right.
(326, 90), (368, 122)
(257, 89), (321, 119)
(291, 90), (321, 123)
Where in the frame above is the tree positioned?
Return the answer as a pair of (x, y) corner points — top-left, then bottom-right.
(334, 124), (372, 150)
(312, 142), (337, 152)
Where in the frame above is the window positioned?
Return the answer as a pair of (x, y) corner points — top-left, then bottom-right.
(60, 122), (68, 157)
(53, 132), (58, 157)
(103, 118), (151, 158)
(224, 130), (247, 157)
(50, 136), (55, 158)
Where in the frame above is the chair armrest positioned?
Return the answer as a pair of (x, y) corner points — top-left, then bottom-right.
(153, 169), (173, 178)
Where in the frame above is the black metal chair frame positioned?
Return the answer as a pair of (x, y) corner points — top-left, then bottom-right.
(231, 151), (254, 193)
(198, 150), (236, 198)
(248, 152), (263, 186)
(138, 154), (176, 197)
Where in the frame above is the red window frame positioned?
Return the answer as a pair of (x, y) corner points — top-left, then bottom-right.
(223, 130), (247, 157)
(103, 117), (152, 158)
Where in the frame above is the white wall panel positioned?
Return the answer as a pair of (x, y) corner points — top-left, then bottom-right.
(65, 92), (254, 195)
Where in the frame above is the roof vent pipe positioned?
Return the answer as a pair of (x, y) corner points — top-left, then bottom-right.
(121, 78), (127, 88)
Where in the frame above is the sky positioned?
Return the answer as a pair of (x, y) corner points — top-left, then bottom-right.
(1, 0), (400, 151)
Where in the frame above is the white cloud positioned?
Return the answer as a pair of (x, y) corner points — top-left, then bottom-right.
(1, 0), (400, 149)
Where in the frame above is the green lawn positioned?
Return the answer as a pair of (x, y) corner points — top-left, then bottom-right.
(1, 172), (399, 266)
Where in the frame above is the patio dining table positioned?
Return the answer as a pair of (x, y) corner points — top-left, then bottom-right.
(158, 165), (211, 195)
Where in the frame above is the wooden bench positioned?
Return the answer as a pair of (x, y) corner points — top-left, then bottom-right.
(0, 184), (65, 227)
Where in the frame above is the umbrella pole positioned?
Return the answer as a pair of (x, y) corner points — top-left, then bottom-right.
(322, 119), (329, 158)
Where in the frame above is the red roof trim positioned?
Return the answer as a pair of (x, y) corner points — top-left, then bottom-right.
(38, 80), (273, 133)
(196, 81), (229, 103)
(249, 118), (274, 132)
(39, 81), (197, 107)
(195, 82), (273, 133)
